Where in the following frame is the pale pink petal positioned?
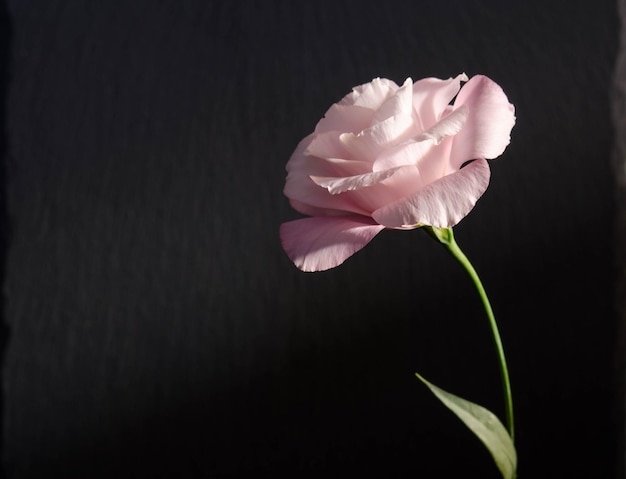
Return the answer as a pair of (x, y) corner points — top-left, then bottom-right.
(305, 131), (350, 159)
(287, 199), (349, 218)
(284, 167), (370, 217)
(340, 114), (416, 163)
(413, 105), (468, 145)
(335, 164), (424, 213)
(371, 159), (491, 228)
(371, 107), (466, 174)
(310, 164), (409, 195)
(373, 78), (414, 122)
(338, 131), (382, 163)
(316, 157), (373, 177)
(314, 104), (374, 134)
(365, 114), (416, 145)
(414, 135), (454, 185)
(305, 132), (371, 175)
(316, 165), (424, 216)
(284, 136), (370, 216)
(280, 216), (385, 272)
(339, 78), (399, 109)
(450, 75), (516, 169)
(289, 134), (367, 178)
(412, 73), (468, 131)
(285, 134), (316, 172)
(372, 140), (433, 172)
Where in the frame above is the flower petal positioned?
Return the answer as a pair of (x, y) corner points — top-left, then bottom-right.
(314, 104), (374, 134)
(304, 131), (371, 175)
(339, 77), (399, 109)
(372, 139), (433, 172)
(284, 167), (370, 217)
(450, 75), (516, 169)
(373, 78), (414, 122)
(280, 216), (385, 272)
(305, 130), (351, 160)
(285, 135), (370, 216)
(414, 104), (468, 145)
(364, 113), (416, 146)
(412, 73), (468, 131)
(287, 199), (348, 218)
(340, 114), (416, 163)
(310, 165), (408, 195)
(371, 159), (491, 228)
(343, 165), (423, 213)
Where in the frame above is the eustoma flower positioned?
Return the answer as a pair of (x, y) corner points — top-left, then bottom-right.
(280, 74), (515, 272)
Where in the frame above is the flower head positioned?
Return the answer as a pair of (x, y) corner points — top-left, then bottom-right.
(280, 74), (515, 272)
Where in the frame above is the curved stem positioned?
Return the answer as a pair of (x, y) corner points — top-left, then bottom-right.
(424, 226), (514, 442)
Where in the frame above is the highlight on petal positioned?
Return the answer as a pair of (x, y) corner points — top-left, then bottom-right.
(338, 131), (382, 164)
(304, 130), (353, 161)
(365, 113), (416, 146)
(372, 139), (433, 172)
(339, 114), (416, 163)
(314, 104), (374, 134)
(280, 216), (385, 272)
(339, 77), (399, 110)
(412, 73), (468, 131)
(414, 104), (468, 145)
(373, 78), (414, 123)
(371, 159), (491, 228)
(450, 75), (516, 169)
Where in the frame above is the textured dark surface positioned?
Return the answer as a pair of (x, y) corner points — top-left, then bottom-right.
(1, 1), (619, 477)
(613, 1), (626, 478)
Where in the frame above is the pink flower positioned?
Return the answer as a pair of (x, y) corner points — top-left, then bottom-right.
(280, 74), (515, 272)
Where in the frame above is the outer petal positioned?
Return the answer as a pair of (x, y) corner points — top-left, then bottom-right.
(280, 216), (385, 272)
(450, 75), (516, 169)
(371, 159), (491, 228)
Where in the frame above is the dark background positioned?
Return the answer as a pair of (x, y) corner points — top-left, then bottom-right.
(0, 1), (620, 477)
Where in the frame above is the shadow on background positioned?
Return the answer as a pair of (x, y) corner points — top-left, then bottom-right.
(0, 0), (10, 476)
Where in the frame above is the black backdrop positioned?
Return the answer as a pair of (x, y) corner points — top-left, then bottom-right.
(0, 1), (620, 477)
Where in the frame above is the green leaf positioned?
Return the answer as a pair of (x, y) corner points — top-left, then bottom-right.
(415, 372), (517, 479)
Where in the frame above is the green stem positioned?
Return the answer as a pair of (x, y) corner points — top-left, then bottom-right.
(424, 226), (514, 442)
